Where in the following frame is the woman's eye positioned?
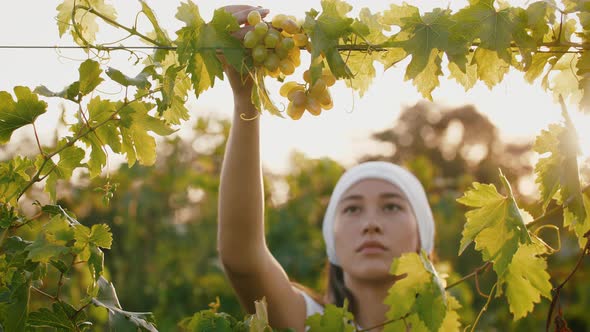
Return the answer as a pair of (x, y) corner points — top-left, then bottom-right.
(343, 205), (360, 214)
(383, 204), (401, 212)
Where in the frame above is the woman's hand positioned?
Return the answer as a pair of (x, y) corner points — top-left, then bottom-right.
(219, 5), (269, 99)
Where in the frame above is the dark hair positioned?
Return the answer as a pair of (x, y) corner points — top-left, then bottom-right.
(326, 262), (356, 314)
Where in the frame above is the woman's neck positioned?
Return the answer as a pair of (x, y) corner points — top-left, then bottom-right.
(344, 276), (395, 331)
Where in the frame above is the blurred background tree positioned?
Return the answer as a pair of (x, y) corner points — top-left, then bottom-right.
(8, 102), (589, 331)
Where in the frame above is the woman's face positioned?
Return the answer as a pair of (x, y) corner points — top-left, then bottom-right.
(333, 178), (420, 282)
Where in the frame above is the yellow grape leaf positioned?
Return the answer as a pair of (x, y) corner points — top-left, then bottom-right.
(56, 0), (117, 46)
(473, 48), (510, 89)
(457, 173), (531, 277)
(384, 251), (457, 332)
(504, 242), (552, 319)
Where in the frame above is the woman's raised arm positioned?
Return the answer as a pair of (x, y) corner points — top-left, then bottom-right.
(216, 5), (307, 331)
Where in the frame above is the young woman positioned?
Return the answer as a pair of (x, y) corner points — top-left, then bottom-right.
(217, 5), (436, 331)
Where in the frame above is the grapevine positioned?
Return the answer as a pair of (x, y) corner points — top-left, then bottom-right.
(1, 0), (590, 331)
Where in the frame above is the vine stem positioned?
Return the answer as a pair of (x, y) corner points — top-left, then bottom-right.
(31, 286), (57, 301)
(545, 233), (590, 332)
(445, 261), (492, 291)
(469, 282), (497, 332)
(32, 122), (45, 157)
(74, 5), (164, 48)
(357, 312), (411, 332)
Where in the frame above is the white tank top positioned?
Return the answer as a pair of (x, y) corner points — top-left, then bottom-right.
(296, 289), (362, 330)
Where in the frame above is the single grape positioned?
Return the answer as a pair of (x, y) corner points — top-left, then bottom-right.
(291, 90), (307, 108)
(306, 97), (321, 116)
(264, 53), (280, 72)
(303, 70), (311, 83)
(287, 102), (305, 120)
(243, 30), (258, 49)
(272, 14), (288, 29)
(247, 10), (261, 26)
(310, 78), (327, 96)
(282, 19), (300, 35)
(275, 43), (289, 59)
(288, 46), (301, 67)
(254, 22), (269, 36)
(322, 70), (336, 87)
(287, 85), (305, 100)
(293, 33), (308, 47)
(281, 37), (295, 51)
(280, 81), (300, 97)
(264, 29), (280, 48)
(252, 44), (268, 63)
(279, 59), (295, 75)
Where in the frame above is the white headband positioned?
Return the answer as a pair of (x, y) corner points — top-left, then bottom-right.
(321, 161), (435, 266)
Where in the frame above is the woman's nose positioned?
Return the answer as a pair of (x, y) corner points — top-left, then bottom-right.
(362, 215), (382, 234)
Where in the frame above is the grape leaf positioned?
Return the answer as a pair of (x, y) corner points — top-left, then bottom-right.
(139, 0), (171, 45)
(28, 303), (78, 330)
(0, 86), (47, 144)
(457, 173), (531, 278)
(79, 59), (104, 96)
(26, 215), (73, 263)
(504, 241), (552, 319)
(342, 8), (389, 97)
(40, 141), (85, 202)
(383, 5), (468, 99)
(306, 301), (355, 332)
(384, 251), (451, 332)
(119, 101), (175, 167)
(449, 51), (478, 91)
(534, 113), (586, 245)
(180, 310), (234, 331)
(249, 297), (272, 332)
(452, 1), (534, 88)
(74, 224), (112, 251)
(56, 0), (117, 46)
(0, 156), (35, 205)
(175, 2), (243, 98)
(0, 278), (30, 332)
(91, 276), (158, 332)
(106, 66), (152, 89)
(303, 0), (354, 81)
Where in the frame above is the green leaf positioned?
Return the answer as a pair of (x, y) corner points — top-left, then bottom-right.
(249, 298), (271, 332)
(457, 173), (531, 277)
(106, 66), (152, 89)
(91, 276), (158, 332)
(0, 86), (47, 144)
(383, 6), (468, 99)
(384, 251), (451, 332)
(0, 156), (35, 205)
(139, 0), (171, 45)
(43, 141), (85, 202)
(504, 241), (552, 319)
(1, 278), (30, 332)
(306, 301), (355, 332)
(28, 303), (77, 330)
(79, 59), (104, 96)
(56, 0), (117, 46)
(181, 310), (234, 331)
(119, 101), (175, 166)
(304, 0), (354, 80)
(534, 114), (586, 244)
(26, 240), (68, 264)
(74, 224), (112, 249)
(175, 2), (244, 98)
(34, 82), (80, 101)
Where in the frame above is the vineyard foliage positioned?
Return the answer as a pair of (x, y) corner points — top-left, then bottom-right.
(1, 0), (590, 331)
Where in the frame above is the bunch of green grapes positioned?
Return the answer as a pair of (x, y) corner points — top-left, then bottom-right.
(280, 68), (336, 120)
(243, 10), (338, 120)
(244, 11), (306, 78)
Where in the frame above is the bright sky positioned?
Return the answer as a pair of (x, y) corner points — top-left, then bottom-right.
(1, 0), (589, 174)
